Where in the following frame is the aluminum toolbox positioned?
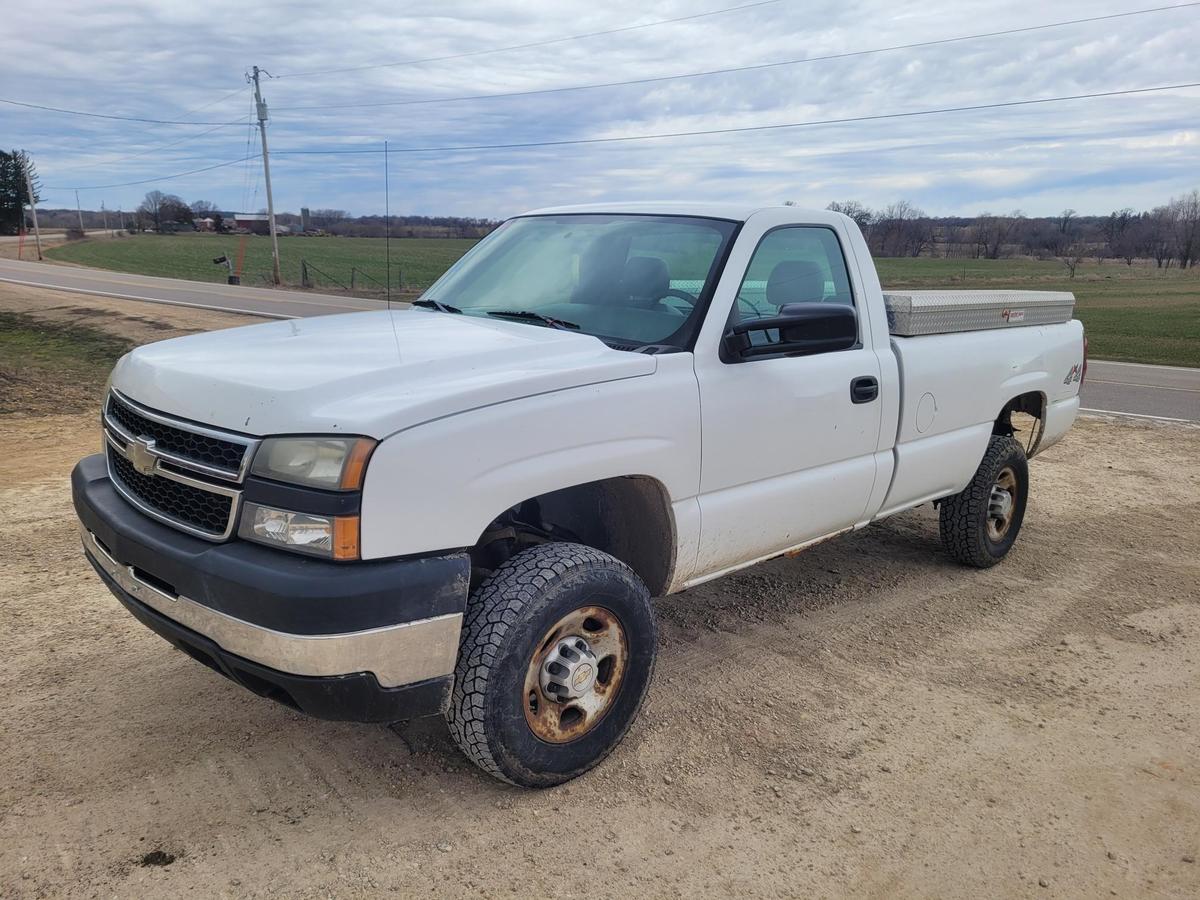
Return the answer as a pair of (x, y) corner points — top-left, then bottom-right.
(883, 290), (1075, 336)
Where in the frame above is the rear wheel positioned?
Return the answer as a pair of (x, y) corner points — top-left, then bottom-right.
(938, 435), (1029, 568)
(446, 542), (657, 787)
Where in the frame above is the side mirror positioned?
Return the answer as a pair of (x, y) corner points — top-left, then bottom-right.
(722, 302), (858, 360)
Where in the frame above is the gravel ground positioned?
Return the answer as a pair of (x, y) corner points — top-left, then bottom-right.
(0, 288), (1197, 898)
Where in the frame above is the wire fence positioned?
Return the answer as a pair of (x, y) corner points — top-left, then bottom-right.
(297, 257), (411, 299)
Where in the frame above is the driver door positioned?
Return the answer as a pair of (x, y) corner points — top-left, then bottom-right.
(692, 223), (883, 579)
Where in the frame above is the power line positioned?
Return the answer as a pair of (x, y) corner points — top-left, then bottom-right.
(179, 85), (251, 117)
(45, 154), (261, 191)
(0, 96), (249, 126)
(6, 85), (250, 181)
(241, 90), (259, 213)
(44, 87), (255, 190)
(273, 0), (785, 79)
(35, 83), (1199, 193)
(64, 120), (243, 176)
(268, 83), (1200, 155)
(273, 2), (1200, 112)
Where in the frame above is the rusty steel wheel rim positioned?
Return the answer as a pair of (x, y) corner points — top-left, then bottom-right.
(523, 605), (629, 744)
(987, 466), (1018, 541)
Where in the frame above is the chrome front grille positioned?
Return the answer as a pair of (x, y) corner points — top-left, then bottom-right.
(105, 391), (252, 481)
(102, 390), (258, 541)
(108, 451), (237, 536)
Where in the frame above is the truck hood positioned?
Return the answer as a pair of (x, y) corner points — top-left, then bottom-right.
(110, 309), (657, 438)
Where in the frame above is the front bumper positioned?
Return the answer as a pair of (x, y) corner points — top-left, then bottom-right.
(73, 453), (471, 722)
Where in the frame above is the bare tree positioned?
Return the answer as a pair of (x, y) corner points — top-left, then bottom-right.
(159, 194), (193, 228)
(1060, 243), (1087, 279)
(870, 201), (930, 257)
(138, 190), (167, 232)
(1103, 208), (1137, 264)
(311, 208), (348, 223)
(826, 200), (873, 232)
(1168, 189), (1199, 269)
(972, 211), (1022, 259)
(1143, 207), (1175, 268)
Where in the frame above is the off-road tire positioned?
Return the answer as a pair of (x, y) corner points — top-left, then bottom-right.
(939, 435), (1029, 568)
(446, 542), (658, 788)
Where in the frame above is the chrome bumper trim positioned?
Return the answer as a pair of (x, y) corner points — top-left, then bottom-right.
(82, 527), (462, 688)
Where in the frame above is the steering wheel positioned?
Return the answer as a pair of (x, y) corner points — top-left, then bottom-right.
(661, 288), (698, 308)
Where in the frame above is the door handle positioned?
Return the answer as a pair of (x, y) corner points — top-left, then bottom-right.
(851, 376), (879, 404)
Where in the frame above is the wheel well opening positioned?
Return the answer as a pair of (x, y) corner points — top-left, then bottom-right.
(470, 476), (676, 597)
(994, 391), (1046, 456)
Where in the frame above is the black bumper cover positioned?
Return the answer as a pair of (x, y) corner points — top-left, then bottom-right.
(73, 453), (469, 722)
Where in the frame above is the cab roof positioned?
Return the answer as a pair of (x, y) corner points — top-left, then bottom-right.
(519, 201), (794, 222)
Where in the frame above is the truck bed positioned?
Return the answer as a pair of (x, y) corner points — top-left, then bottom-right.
(883, 290), (1075, 336)
(874, 318), (1085, 520)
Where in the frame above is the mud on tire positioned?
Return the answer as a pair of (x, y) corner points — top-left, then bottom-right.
(938, 435), (1029, 568)
(446, 542), (658, 788)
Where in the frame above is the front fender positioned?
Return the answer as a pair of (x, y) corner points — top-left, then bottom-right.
(358, 356), (701, 560)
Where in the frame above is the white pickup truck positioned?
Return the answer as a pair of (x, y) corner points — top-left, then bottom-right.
(73, 203), (1086, 786)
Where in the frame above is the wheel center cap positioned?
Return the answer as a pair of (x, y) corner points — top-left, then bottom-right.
(990, 487), (1013, 520)
(572, 663), (594, 692)
(540, 636), (599, 701)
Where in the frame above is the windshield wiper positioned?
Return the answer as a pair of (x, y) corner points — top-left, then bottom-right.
(411, 299), (462, 314)
(486, 309), (580, 330)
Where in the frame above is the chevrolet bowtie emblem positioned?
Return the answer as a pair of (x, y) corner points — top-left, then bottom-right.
(128, 435), (158, 476)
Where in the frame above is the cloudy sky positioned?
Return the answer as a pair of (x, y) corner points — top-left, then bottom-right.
(3, 0), (1198, 219)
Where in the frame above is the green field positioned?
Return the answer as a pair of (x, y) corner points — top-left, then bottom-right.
(874, 257), (1200, 368)
(48, 233), (476, 294)
(47, 235), (1200, 367)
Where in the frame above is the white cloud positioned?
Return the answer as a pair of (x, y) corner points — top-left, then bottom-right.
(2, 0), (1197, 217)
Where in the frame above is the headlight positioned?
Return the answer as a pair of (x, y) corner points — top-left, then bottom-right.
(251, 436), (375, 490)
(238, 502), (359, 560)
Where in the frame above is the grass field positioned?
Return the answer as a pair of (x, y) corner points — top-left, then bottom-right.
(0, 310), (134, 415)
(875, 257), (1200, 368)
(46, 235), (1200, 367)
(47, 233), (475, 293)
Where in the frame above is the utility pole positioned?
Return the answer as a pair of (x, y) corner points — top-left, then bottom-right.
(101, 201), (109, 234)
(75, 190), (85, 234)
(249, 66), (282, 285)
(24, 161), (42, 260)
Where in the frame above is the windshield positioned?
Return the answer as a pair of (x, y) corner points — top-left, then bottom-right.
(417, 214), (739, 349)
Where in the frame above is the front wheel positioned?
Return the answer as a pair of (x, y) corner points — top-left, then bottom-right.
(446, 542), (658, 787)
(938, 435), (1029, 568)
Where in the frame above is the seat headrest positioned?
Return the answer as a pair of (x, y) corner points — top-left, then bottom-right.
(620, 256), (670, 300)
(766, 261), (825, 307)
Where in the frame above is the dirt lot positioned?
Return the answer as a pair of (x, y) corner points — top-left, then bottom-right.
(1, 286), (1198, 899)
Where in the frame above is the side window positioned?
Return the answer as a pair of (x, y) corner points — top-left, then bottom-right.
(730, 227), (855, 344)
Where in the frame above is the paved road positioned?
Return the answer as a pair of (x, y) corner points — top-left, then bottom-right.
(0, 257), (388, 319)
(0, 230), (67, 243)
(1080, 360), (1200, 423)
(2, 257), (1196, 422)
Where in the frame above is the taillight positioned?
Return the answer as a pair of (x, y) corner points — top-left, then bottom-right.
(1081, 334), (1088, 385)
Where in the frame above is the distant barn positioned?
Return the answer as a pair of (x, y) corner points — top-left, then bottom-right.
(233, 213), (270, 235)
